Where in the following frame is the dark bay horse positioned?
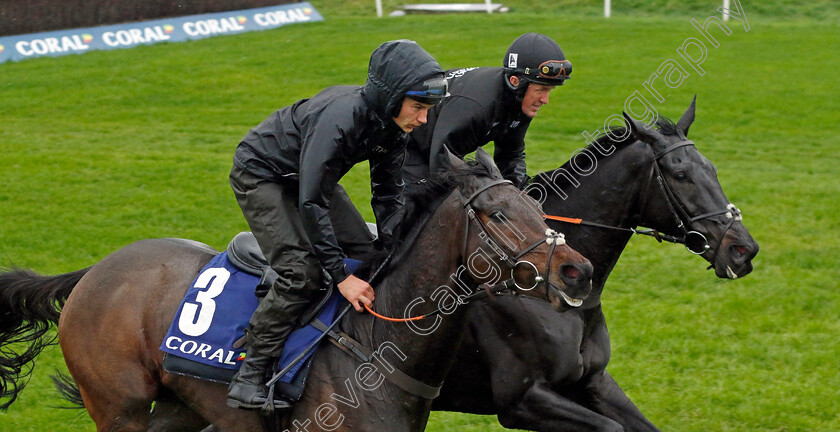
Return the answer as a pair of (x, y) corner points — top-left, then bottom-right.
(432, 99), (759, 431)
(0, 150), (592, 431)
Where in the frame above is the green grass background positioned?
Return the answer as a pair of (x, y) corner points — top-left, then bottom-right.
(1, 0), (838, 431)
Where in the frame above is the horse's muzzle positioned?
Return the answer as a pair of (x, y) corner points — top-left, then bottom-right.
(554, 261), (593, 308)
(717, 237), (758, 279)
(712, 226), (759, 279)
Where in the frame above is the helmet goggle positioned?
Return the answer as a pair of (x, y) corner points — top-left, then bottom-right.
(525, 60), (572, 81)
(405, 77), (450, 103)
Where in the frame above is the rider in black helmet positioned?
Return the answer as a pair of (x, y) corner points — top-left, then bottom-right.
(227, 39), (446, 410)
(404, 32), (571, 189)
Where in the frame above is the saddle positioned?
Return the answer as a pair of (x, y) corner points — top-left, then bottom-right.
(226, 229), (375, 324)
(227, 232), (330, 325)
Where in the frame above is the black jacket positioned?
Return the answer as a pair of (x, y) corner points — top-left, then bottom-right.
(233, 40), (443, 283)
(404, 67), (532, 188)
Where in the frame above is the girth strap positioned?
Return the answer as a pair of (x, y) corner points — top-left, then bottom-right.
(311, 320), (442, 400)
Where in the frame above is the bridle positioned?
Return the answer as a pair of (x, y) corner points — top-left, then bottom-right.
(364, 177), (585, 324)
(639, 139), (743, 263)
(459, 179), (583, 307)
(543, 139), (743, 269)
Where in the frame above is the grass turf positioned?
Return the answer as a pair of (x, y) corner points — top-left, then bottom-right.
(1, 4), (838, 432)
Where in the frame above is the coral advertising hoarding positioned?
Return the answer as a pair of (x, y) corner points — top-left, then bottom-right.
(0, 2), (323, 64)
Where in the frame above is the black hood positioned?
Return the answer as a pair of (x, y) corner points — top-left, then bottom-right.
(364, 39), (444, 122)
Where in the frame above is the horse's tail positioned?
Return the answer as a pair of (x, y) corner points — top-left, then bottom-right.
(0, 267), (90, 410)
(51, 371), (85, 409)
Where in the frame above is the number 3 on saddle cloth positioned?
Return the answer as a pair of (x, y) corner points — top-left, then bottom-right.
(160, 232), (360, 401)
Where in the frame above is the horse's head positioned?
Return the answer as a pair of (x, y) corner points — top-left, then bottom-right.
(624, 97), (759, 279)
(447, 148), (593, 310)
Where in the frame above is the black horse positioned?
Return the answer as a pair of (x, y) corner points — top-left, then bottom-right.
(432, 99), (759, 431)
(0, 150), (592, 431)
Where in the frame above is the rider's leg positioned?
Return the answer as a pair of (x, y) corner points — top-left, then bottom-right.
(227, 166), (324, 409)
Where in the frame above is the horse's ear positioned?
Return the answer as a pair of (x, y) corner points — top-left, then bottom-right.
(677, 95), (697, 138)
(622, 112), (664, 145)
(442, 145), (466, 171)
(474, 147), (504, 180)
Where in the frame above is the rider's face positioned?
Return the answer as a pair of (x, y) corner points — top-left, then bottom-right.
(520, 83), (555, 118)
(393, 97), (435, 133)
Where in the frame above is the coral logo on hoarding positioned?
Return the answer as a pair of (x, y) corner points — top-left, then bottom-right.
(82, 34), (93, 43)
(183, 17), (245, 36)
(15, 34), (90, 56)
(304, 8), (312, 14)
(254, 8), (312, 26)
(237, 16), (247, 24)
(0, 45), (4, 53)
(102, 26), (171, 46)
(163, 25), (174, 34)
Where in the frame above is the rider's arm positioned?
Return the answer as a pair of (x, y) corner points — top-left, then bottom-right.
(428, 96), (491, 173)
(297, 108), (353, 285)
(493, 122), (531, 189)
(369, 136), (407, 250)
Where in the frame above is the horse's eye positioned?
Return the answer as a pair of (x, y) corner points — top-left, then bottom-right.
(491, 211), (505, 222)
(674, 172), (688, 182)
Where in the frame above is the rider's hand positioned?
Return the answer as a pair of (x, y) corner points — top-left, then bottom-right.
(337, 274), (375, 312)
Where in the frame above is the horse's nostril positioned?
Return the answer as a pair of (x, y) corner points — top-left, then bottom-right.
(562, 265), (581, 280)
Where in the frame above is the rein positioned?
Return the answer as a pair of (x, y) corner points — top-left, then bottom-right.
(542, 214), (685, 245)
(363, 277), (524, 322)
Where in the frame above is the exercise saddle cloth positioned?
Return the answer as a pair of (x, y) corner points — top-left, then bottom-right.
(160, 232), (361, 400)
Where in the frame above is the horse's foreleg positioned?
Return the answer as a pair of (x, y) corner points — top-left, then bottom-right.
(496, 381), (624, 432)
(577, 371), (662, 432)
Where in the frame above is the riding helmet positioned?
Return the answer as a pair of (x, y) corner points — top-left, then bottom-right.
(503, 33), (572, 89)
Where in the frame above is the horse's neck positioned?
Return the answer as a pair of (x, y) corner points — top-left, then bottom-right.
(345, 193), (472, 385)
(541, 141), (650, 290)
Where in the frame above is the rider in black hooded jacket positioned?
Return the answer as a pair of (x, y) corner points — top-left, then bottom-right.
(227, 39), (447, 409)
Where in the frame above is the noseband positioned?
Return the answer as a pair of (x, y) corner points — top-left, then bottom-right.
(460, 179), (583, 308)
(643, 140), (743, 263)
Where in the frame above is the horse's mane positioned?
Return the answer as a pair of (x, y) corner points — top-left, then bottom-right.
(357, 160), (498, 280)
(532, 116), (678, 190)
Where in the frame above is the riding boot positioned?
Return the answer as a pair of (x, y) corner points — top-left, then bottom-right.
(226, 265), (318, 410)
(226, 347), (290, 409)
